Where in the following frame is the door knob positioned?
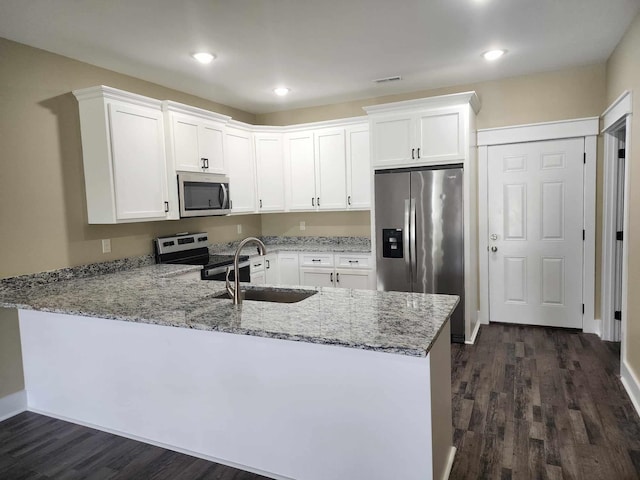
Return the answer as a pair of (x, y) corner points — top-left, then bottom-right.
(491, 246), (498, 253)
(490, 234), (498, 240)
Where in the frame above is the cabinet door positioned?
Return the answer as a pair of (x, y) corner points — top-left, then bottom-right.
(370, 114), (414, 167)
(415, 107), (465, 163)
(251, 269), (266, 285)
(199, 122), (226, 173)
(346, 125), (371, 209)
(255, 134), (285, 211)
(226, 129), (257, 213)
(335, 269), (373, 290)
(108, 102), (169, 221)
(299, 268), (334, 287)
(286, 132), (316, 211)
(315, 128), (346, 210)
(265, 253), (279, 284)
(278, 253), (300, 285)
(171, 114), (203, 172)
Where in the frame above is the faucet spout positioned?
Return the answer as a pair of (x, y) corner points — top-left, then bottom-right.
(226, 237), (267, 305)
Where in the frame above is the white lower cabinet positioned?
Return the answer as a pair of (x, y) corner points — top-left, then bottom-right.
(298, 253), (374, 289)
(264, 253), (279, 284)
(278, 252), (300, 285)
(250, 256), (266, 284)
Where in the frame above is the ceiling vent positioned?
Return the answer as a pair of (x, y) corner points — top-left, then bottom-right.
(372, 76), (402, 84)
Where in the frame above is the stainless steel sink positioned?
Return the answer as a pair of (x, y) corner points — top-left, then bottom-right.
(212, 287), (317, 304)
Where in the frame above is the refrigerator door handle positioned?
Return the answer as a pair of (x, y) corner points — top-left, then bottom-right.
(404, 199), (412, 284)
(410, 198), (417, 285)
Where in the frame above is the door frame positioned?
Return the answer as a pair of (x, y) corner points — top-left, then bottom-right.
(601, 91), (632, 345)
(477, 117), (599, 333)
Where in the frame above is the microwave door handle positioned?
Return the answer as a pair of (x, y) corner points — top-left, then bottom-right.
(220, 184), (229, 209)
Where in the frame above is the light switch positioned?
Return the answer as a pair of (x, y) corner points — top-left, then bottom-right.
(300, 221), (306, 231)
(101, 239), (111, 254)
(237, 224), (243, 234)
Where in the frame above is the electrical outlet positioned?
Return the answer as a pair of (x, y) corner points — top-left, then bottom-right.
(237, 224), (242, 234)
(300, 221), (306, 231)
(101, 239), (111, 254)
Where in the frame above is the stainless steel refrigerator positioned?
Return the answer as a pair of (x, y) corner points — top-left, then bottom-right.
(375, 166), (464, 343)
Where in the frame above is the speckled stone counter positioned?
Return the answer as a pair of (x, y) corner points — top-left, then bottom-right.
(0, 262), (457, 357)
(210, 236), (371, 255)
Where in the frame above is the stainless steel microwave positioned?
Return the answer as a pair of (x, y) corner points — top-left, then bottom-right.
(177, 171), (230, 217)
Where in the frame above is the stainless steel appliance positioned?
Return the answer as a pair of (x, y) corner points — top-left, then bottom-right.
(177, 172), (230, 218)
(375, 166), (464, 343)
(154, 232), (250, 282)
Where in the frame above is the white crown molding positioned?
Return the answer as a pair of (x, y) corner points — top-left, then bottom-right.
(162, 100), (231, 124)
(362, 91), (481, 115)
(72, 85), (163, 109)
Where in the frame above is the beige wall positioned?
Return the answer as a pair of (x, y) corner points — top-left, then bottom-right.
(0, 309), (24, 398)
(261, 211), (371, 238)
(606, 14), (640, 376)
(256, 64), (606, 128)
(0, 38), (261, 278)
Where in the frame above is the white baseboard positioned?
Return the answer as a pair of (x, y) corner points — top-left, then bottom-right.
(27, 407), (293, 480)
(442, 446), (456, 480)
(621, 360), (640, 418)
(0, 390), (27, 422)
(582, 317), (602, 337)
(465, 316), (481, 345)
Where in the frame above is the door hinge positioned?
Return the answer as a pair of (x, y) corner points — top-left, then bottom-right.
(583, 229), (585, 241)
(583, 152), (586, 164)
(582, 304), (585, 315)
(618, 148), (626, 159)
(616, 231), (624, 241)
(614, 310), (622, 321)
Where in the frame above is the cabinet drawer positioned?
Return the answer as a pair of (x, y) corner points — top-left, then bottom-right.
(250, 256), (266, 272)
(299, 253), (334, 267)
(335, 254), (372, 269)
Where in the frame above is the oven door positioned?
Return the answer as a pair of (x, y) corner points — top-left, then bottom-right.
(201, 261), (250, 282)
(178, 172), (230, 217)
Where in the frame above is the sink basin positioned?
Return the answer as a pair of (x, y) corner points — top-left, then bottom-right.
(212, 287), (317, 304)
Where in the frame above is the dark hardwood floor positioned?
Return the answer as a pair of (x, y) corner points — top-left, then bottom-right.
(1, 323), (639, 479)
(450, 323), (640, 480)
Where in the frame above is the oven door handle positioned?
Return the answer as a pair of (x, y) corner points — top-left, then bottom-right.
(204, 260), (250, 277)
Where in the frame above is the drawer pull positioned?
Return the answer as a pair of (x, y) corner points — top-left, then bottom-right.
(348, 260), (359, 264)
(311, 259), (321, 263)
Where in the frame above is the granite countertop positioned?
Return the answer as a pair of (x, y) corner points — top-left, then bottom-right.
(0, 262), (458, 357)
(209, 236), (371, 255)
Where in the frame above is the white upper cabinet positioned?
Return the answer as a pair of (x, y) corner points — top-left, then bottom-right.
(226, 125), (257, 214)
(315, 128), (347, 210)
(255, 132), (285, 212)
(285, 131), (316, 210)
(345, 124), (370, 209)
(285, 124), (365, 212)
(366, 93), (479, 168)
(163, 101), (229, 174)
(73, 86), (177, 223)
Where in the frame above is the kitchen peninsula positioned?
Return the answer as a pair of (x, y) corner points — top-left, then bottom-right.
(0, 262), (458, 480)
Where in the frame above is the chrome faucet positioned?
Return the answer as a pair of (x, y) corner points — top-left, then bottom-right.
(226, 236), (267, 305)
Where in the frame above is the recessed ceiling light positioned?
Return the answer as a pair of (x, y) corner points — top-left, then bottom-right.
(273, 87), (290, 96)
(482, 49), (506, 61)
(191, 52), (215, 64)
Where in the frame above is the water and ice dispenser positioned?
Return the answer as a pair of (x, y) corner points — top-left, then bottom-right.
(382, 229), (404, 258)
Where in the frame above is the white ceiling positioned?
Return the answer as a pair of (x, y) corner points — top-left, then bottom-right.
(1, 0), (638, 114)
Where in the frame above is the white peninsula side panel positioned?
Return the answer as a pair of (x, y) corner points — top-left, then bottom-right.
(19, 310), (453, 480)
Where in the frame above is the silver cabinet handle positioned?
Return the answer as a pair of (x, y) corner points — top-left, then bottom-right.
(491, 246), (498, 252)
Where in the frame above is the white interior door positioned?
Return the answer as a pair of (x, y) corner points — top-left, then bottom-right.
(488, 138), (584, 328)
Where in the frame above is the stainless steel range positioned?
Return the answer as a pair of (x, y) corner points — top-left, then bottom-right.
(154, 232), (250, 282)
